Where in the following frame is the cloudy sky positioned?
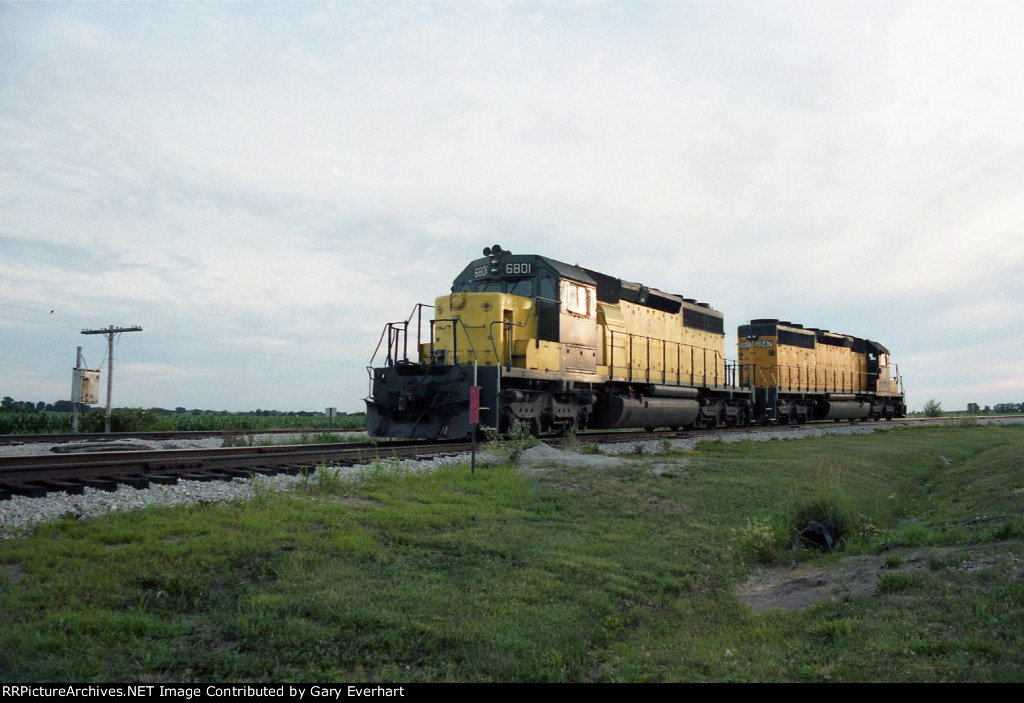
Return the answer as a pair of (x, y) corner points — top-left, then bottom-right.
(2, 1), (1022, 414)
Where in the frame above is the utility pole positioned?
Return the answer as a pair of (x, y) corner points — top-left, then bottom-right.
(81, 325), (142, 433)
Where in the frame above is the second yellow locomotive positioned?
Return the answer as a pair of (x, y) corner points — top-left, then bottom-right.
(738, 319), (903, 423)
(366, 245), (904, 439)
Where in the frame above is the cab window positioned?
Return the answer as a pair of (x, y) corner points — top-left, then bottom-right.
(509, 280), (533, 297)
(565, 282), (592, 316)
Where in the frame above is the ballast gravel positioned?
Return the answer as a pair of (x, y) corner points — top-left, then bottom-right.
(0, 451), (468, 539)
(2, 419), (1014, 538)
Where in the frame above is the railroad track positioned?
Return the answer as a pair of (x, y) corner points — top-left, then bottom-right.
(0, 417), (924, 501)
(0, 439), (472, 500)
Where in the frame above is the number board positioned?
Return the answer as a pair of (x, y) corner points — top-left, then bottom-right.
(474, 262), (532, 278)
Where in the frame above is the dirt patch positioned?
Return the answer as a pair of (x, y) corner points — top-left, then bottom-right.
(737, 556), (886, 613)
(735, 547), (1017, 613)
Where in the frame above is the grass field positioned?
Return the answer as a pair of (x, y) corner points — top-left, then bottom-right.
(1, 423), (1021, 682)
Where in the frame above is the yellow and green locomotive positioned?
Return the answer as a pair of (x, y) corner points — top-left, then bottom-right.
(738, 319), (904, 423)
(365, 245), (904, 439)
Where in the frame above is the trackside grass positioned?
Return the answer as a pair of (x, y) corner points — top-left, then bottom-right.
(0, 424), (1022, 682)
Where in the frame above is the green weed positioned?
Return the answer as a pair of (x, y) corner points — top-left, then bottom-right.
(884, 554), (903, 569)
(731, 516), (785, 563)
(876, 570), (922, 594)
(992, 519), (1024, 541)
(808, 619), (856, 642)
(483, 419), (539, 465)
(295, 463), (353, 496)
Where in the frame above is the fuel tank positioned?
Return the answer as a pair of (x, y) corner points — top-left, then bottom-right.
(593, 395), (700, 430)
(820, 399), (871, 420)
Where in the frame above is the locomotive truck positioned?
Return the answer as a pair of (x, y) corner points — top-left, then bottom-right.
(365, 245), (904, 439)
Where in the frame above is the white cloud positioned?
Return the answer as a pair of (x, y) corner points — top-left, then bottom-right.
(2, 1), (1022, 412)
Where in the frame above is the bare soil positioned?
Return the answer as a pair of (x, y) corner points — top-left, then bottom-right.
(735, 546), (1020, 612)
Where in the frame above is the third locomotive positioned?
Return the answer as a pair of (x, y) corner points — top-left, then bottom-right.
(365, 245), (905, 439)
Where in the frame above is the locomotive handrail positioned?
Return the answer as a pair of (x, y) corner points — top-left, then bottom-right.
(741, 360), (903, 396)
(607, 330), (728, 388)
(768, 362), (872, 393)
(489, 320), (528, 371)
(727, 361), (758, 390)
(367, 303), (434, 368)
(486, 297), (541, 371)
(364, 304), (432, 399)
(742, 363), (777, 389)
(367, 322), (396, 369)
(430, 317), (480, 366)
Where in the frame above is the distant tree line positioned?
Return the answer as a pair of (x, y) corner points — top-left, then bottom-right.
(966, 402), (1024, 414)
(2, 396), (80, 413)
(916, 400), (1023, 418)
(2, 395), (367, 434)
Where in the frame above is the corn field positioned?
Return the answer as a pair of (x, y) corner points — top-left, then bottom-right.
(0, 411), (366, 434)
